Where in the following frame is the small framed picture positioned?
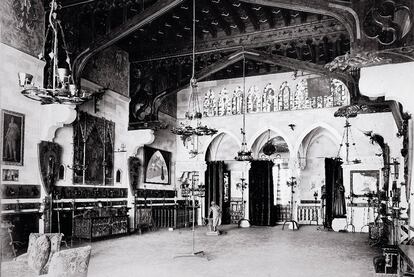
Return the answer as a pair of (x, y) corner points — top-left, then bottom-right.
(2, 169), (19, 181)
(1, 110), (24, 165)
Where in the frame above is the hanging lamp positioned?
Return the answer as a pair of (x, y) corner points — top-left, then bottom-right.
(336, 117), (361, 164)
(235, 54), (253, 161)
(171, 0), (217, 155)
(18, 0), (94, 105)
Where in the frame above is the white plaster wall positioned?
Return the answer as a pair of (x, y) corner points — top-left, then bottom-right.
(53, 78), (154, 230)
(0, 43), (78, 231)
(139, 112), (177, 191)
(176, 71), (403, 230)
(360, 62), (414, 231)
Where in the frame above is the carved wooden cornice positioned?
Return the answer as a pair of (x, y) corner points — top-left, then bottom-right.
(325, 46), (414, 74)
(131, 19), (348, 62)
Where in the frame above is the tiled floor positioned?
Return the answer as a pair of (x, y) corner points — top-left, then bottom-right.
(87, 225), (380, 277)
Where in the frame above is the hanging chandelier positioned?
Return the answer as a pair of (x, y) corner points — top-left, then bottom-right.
(171, 0), (217, 151)
(336, 117), (361, 164)
(18, 0), (94, 105)
(235, 54), (253, 161)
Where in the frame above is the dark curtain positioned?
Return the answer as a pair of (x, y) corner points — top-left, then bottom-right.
(324, 158), (344, 228)
(205, 161), (225, 219)
(249, 161), (275, 226)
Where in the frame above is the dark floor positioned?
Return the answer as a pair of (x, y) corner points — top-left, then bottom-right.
(87, 225), (380, 277)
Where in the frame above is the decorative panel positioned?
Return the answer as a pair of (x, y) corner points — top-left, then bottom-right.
(53, 186), (127, 199)
(135, 189), (175, 199)
(73, 112), (115, 186)
(1, 184), (41, 199)
(203, 77), (349, 117)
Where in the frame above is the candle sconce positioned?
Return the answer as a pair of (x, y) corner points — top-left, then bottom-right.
(114, 143), (127, 153)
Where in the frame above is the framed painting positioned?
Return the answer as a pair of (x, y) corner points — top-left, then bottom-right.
(144, 146), (171, 185)
(350, 170), (380, 197)
(1, 110), (24, 165)
(2, 169), (19, 181)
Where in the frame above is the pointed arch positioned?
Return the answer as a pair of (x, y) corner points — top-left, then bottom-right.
(204, 131), (242, 161)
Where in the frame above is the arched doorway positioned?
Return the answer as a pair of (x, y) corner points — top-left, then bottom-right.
(251, 130), (290, 225)
(204, 132), (240, 225)
(296, 127), (340, 227)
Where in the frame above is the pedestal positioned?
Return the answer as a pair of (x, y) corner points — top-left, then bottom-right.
(206, 218), (221, 235)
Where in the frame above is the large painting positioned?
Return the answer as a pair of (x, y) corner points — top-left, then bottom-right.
(144, 146), (171, 185)
(350, 170), (380, 197)
(1, 110), (24, 165)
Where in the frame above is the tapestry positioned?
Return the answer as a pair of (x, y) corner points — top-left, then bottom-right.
(73, 112), (115, 186)
(83, 47), (129, 97)
(0, 0), (44, 56)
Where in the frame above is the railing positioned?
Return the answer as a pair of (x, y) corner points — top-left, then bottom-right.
(297, 205), (320, 225)
(275, 204), (290, 223)
(136, 205), (198, 230)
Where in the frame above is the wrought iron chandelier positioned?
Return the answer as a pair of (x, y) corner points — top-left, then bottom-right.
(18, 0), (93, 105)
(336, 117), (361, 164)
(171, 0), (217, 150)
(235, 54), (253, 161)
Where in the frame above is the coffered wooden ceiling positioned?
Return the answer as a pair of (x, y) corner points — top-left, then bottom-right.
(57, 0), (351, 80)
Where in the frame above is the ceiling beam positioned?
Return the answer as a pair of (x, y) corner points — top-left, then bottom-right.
(205, 1), (232, 36)
(238, 0), (358, 43)
(240, 2), (261, 30)
(243, 50), (356, 89)
(196, 7), (217, 38)
(220, 0), (246, 33)
(263, 7), (275, 28)
(72, 0), (185, 84)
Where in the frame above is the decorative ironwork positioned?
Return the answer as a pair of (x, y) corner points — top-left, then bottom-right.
(235, 53), (253, 161)
(18, 0), (96, 105)
(170, 0), (217, 158)
(336, 118), (361, 165)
